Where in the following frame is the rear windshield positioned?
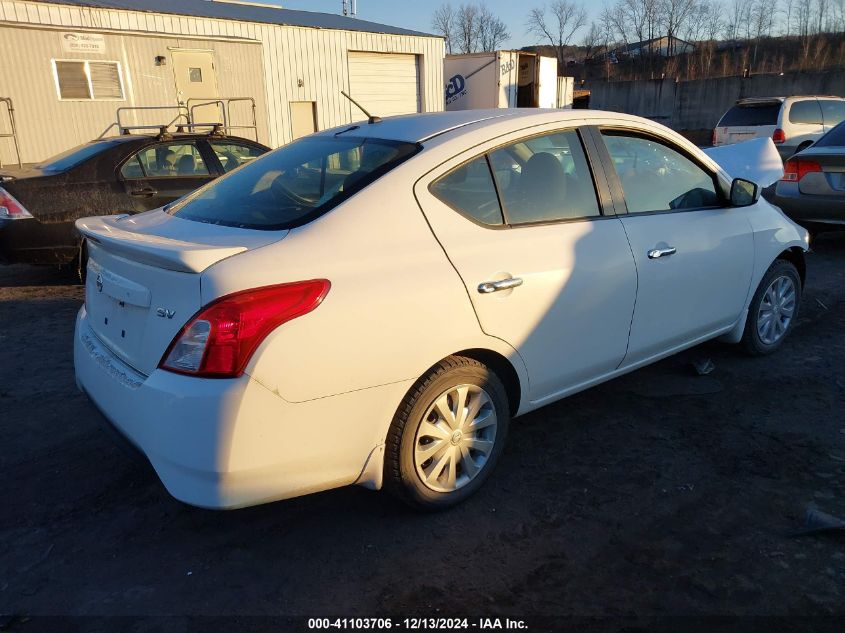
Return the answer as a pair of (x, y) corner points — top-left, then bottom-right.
(814, 121), (845, 147)
(36, 139), (127, 173)
(717, 104), (781, 127)
(168, 136), (419, 230)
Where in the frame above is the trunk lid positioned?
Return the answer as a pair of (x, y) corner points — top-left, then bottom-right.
(719, 125), (777, 145)
(78, 210), (288, 375)
(790, 148), (845, 195)
(703, 137), (784, 187)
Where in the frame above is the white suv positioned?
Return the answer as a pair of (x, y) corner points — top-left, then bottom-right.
(712, 96), (845, 159)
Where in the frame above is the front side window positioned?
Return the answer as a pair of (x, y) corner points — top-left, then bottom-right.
(430, 156), (504, 226)
(210, 142), (265, 173)
(489, 129), (600, 224)
(169, 136), (418, 230)
(789, 100), (823, 125)
(127, 143), (210, 178)
(601, 131), (719, 213)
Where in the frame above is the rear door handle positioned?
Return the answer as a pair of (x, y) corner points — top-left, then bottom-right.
(478, 277), (523, 294)
(129, 187), (157, 198)
(647, 247), (677, 259)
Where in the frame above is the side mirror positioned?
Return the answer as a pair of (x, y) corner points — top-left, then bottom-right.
(730, 177), (759, 207)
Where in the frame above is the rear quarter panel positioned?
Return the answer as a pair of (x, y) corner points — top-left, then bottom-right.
(201, 157), (529, 406)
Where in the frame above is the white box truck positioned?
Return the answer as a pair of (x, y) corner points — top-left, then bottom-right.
(444, 51), (572, 111)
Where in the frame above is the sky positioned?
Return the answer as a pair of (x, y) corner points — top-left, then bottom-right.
(269, 0), (591, 50)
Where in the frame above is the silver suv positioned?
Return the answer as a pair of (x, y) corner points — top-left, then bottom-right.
(712, 96), (845, 159)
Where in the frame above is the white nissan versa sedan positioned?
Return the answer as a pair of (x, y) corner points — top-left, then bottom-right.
(74, 110), (809, 510)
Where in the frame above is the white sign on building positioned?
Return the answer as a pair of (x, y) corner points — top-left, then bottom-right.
(61, 32), (106, 53)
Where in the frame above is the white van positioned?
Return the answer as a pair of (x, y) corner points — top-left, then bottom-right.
(712, 96), (845, 159)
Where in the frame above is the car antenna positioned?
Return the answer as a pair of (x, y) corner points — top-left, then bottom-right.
(341, 90), (381, 124)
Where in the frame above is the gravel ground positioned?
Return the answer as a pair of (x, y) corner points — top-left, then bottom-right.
(1, 233), (844, 631)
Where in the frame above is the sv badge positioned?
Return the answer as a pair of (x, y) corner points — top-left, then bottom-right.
(156, 307), (176, 319)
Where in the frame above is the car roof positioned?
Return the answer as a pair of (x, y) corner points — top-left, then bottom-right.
(736, 96), (845, 106)
(316, 109), (616, 144)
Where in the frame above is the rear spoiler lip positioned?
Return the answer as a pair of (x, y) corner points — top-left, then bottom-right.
(76, 215), (247, 274)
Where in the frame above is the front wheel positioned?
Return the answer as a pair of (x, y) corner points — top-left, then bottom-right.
(741, 259), (801, 355)
(384, 356), (510, 510)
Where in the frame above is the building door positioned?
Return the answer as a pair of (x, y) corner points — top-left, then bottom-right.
(347, 52), (420, 118)
(171, 49), (219, 124)
(290, 101), (317, 140)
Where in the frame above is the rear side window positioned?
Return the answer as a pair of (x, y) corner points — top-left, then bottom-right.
(489, 129), (600, 224)
(430, 157), (504, 226)
(132, 143), (210, 178)
(820, 99), (845, 126)
(814, 121), (845, 147)
(718, 104), (780, 126)
(169, 136), (418, 230)
(789, 100), (823, 125)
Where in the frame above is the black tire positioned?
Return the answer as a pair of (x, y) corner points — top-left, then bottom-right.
(741, 259), (801, 356)
(384, 355), (510, 511)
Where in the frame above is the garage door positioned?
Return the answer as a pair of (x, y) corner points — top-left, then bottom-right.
(347, 52), (420, 119)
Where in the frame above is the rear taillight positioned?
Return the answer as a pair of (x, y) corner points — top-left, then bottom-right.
(781, 158), (822, 182)
(0, 186), (34, 220)
(772, 128), (786, 144)
(711, 129), (717, 146)
(160, 280), (330, 378)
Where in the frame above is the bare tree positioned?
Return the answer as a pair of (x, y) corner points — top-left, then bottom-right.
(658, 0), (699, 56)
(477, 6), (511, 51)
(581, 21), (606, 61)
(431, 3), (457, 54)
(526, 1), (588, 67)
(456, 4), (480, 54)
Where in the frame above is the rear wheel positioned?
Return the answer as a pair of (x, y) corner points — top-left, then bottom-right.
(384, 356), (510, 510)
(741, 260), (801, 355)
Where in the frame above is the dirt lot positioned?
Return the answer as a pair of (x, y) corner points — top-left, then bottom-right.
(1, 234), (844, 630)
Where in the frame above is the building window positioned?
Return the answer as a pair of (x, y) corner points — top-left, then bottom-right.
(189, 67), (203, 83)
(52, 60), (125, 101)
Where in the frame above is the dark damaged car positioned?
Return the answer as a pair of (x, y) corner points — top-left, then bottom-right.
(0, 133), (268, 271)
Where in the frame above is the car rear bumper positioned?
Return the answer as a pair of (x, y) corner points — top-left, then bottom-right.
(772, 184), (845, 226)
(74, 305), (390, 509)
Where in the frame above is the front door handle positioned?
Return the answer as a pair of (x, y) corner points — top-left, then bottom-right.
(478, 277), (523, 294)
(647, 247), (677, 259)
(129, 187), (157, 198)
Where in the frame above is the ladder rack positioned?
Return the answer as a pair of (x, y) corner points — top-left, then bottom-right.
(186, 97), (259, 141)
(0, 97), (22, 169)
(96, 99), (258, 141)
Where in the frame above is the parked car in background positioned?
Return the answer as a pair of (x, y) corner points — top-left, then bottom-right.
(74, 109), (808, 511)
(712, 96), (845, 159)
(0, 132), (269, 272)
(773, 119), (845, 234)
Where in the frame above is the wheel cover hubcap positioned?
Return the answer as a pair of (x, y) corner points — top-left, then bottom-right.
(757, 275), (796, 345)
(414, 384), (497, 493)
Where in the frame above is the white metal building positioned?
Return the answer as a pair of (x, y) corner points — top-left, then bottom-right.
(0, 0), (445, 164)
